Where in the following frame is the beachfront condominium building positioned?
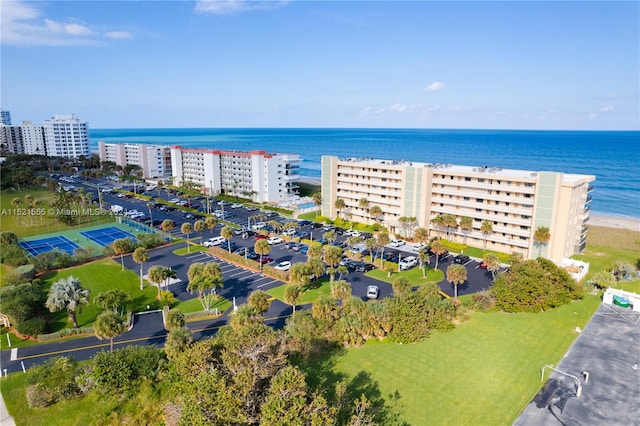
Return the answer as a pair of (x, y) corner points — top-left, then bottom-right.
(170, 146), (300, 203)
(43, 114), (89, 158)
(0, 121), (47, 155)
(98, 141), (172, 179)
(0, 110), (11, 125)
(321, 156), (595, 261)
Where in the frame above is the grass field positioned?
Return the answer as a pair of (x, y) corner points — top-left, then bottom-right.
(0, 188), (117, 238)
(175, 296), (232, 315)
(40, 258), (160, 332)
(366, 265), (444, 285)
(268, 277), (332, 305)
(322, 294), (602, 425)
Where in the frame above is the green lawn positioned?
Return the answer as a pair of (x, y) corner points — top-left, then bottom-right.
(267, 277), (332, 305)
(40, 258), (160, 332)
(366, 265), (444, 285)
(173, 244), (207, 255)
(176, 296), (232, 315)
(323, 294), (602, 425)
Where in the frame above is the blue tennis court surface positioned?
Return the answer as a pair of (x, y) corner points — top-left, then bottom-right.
(81, 226), (136, 247)
(19, 236), (81, 256)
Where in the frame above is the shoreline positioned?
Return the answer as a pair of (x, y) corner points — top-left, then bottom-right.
(298, 177), (640, 232)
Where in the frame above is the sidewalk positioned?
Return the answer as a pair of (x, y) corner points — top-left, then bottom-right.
(0, 389), (16, 426)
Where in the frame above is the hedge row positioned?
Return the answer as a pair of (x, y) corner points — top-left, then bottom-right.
(38, 326), (94, 342)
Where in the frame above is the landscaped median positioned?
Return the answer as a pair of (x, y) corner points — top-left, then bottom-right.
(365, 264), (444, 285)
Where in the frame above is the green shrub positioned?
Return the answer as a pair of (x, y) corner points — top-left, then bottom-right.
(14, 264), (35, 279)
(17, 317), (47, 337)
(27, 357), (80, 407)
(473, 290), (497, 311)
(38, 326), (94, 341)
(136, 232), (167, 249)
(0, 282), (42, 325)
(85, 345), (166, 395)
(440, 240), (468, 253)
(0, 243), (28, 266)
(1, 270), (31, 287)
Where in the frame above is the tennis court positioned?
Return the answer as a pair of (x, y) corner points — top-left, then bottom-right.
(80, 226), (137, 247)
(19, 236), (81, 256)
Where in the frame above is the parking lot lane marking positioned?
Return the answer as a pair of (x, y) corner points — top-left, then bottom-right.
(10, 348), (17, 361)
(229, 270), (253, 278)
(257, 280), (280, 289)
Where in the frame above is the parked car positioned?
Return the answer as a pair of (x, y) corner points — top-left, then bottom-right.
(283, 228), (297, 236)
(355, 263), (375, 273)
(259, 256), (273, 265)
(297, 220), (312, 226)
(252, 222), (266, 230)
(255, 234), (268, 240)
(299, 245), (309, 254)
(267, 237), (284, 245)
(297, 232), (310, 240)
(159, 205), (176, 212)
(479, 261), (488, 269)
(399, 256), (418, 270)
(389, 239), (406, 248)
(274, 261), (291, 271)
(367, 285), (379, 299)
(230, 203), (243, 209)
(203, 236), (226, 247)
(454, 255), (470, 264)
(413, 243), (427, 251)
(245, 206), (258, 212)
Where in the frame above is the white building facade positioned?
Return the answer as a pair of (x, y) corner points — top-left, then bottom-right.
(43, 114), (89, 158)
(322, 156), (595, 261)
(171, 146), (300, 203)
(98, 141), (172, 179)
(0, 121), (46, 155)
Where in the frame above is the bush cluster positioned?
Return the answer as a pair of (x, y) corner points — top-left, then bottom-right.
(16, 317), (47, 337)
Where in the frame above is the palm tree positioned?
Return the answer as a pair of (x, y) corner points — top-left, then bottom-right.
(392, 276), (412, 298)
(283, 284), (303, 313)
(442, 214), (458, 241)
(45, 276), (90, 328)
(369, 205), (383, 225)
(323, 246), (343, 282)
(330, 280), (352, 302)
(132, 247), (149, 290)
(446, 264), (467, 300)
(307, 244), (322, 259)
(431, 214), (444, 238)
(162, 219), (175, 234)
(418, 250), (430, 277)
(290, 263), (310, 286)
(459, 216), (473, 244)
(112, 237), (134, 270)
(193, 219), (205, 243)
(312, 192), (322, 217)
(247, 290), (271, 314)
(187, 262), (224, 311)
(220, 226), (234, 252)
(148, 265), (165, 296)
(413, 227), (429, 247)
(323, 230), (337, 244)
(181, 222), (193, 253)
(305, 257), (325, 283)
(482, 252), (501, 279)
(534, 226), (551, 258)
(94, 311), (125, 352)
(94, 289), (129, 314)
(11, 197), (22, 226)
(161, 267), (177, 292)
(358, 197), (370, 222)
(254, 239), (271, 271)
(481, 220), (493, 250)
(23, 194), (34, 225)
(334, 198), (346, 221)
(204, 216), (218, 235)
(430, 240), (446, 270)
(376, 230), (390, 267)
(312, 295), (339, 322)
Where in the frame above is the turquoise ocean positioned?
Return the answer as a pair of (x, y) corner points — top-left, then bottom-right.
(89, 128), (640, 219)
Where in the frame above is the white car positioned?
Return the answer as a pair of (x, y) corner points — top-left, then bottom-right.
(169, 198), (180, 204)
(399, 256), (418, 270)
(267, 237), (284, 245)
(203, 236), (226, 247)
(230, 203), (243, 209)
(252, 222), (266, 230)
(413, 243), (427, 251)
(367, 285), (379, 299)
(283, 228), (297, 236)
(177, 200), (188, 206)
(390, 239), (406, 248)
(274, 261), (291, 271)
(344, 229), (361, 237)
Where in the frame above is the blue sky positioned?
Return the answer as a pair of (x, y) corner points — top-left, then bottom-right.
(1, 0), (638, 130)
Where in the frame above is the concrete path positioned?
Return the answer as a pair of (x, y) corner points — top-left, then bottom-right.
(0, 389), (16, 426)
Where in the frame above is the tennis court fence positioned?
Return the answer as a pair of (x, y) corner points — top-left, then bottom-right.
(119, 217), (173, 241)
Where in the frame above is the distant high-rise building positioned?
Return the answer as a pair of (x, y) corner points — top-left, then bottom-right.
(43, 114), (89, 158)
(0, 125), (23, 154)
(0, 121), (47, 155)
(0, 110), (11, 125)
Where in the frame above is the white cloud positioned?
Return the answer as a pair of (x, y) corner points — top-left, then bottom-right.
(586, 113), (598, 120)
(599, 105), (614, 112)
(195, 0), (289, 16)
(389, 103), (407, 112)
(424, 81), (445, 92)
(1, 1), (132, 46)
(104, 31), (133, 40)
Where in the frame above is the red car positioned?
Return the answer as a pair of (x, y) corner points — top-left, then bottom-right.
(255, 234), (268, 240)
(479, 261), (488, 269)
(259, 256), (273, 264)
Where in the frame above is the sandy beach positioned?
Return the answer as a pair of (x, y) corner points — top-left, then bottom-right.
(588, 214), (640, 232)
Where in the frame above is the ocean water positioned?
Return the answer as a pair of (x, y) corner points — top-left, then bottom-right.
(89, 128), (640, 219)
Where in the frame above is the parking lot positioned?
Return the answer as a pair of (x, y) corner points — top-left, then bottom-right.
(80, 177), (498, 300)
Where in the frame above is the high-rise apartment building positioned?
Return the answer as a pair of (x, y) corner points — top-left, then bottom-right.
(0, 110), (11, 125)
(171, 146), (300, 203)
(321, 156), (595, 261)
(0, 121), (46, 155)
(43, 114), (89, 158)
(98, 141), (172, 179)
